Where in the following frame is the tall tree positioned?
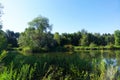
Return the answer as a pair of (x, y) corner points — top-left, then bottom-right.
(114, 30), (120, 46)
(18, 16), (54, 51)
(80, 34), (89, 46)
(6, 30), (19, 47)
(0, 4), (7, 50)
(28, 16), (52, 33)
(0, 31), (7, 50)
(54, 32), (61, 45)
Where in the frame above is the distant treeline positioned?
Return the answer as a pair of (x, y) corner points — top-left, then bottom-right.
(0, 15), (120, 52)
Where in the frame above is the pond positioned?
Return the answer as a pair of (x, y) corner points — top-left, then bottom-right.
(75, 50), (120, 79)
(2, 50), (120, 80)
(31, 50), (120, 79)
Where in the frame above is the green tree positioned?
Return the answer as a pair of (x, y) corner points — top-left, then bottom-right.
(18, 16), (55, 52)
(114, 30), (120, 46)
(80, 29), (89, 46)
(60, 33), (71, 46)
(0, 30), (7, 50)
(28, 16), (52, 33)
(54, 32), (61, 45)
(71, 32), (81, 46)
(0, 3), (7, 51)
(103, 33), (114, 45)
(18, 27), (36, 48)
(80, 34), (89, 46)
(6, 30), (19, 47)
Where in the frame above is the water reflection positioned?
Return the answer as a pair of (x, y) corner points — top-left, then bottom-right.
(30, 50), (120, 79)
(104, 58), (117, 67)
(77, 50), (120, 79)
(103, 58), (118, 80)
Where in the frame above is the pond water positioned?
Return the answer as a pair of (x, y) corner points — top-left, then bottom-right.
(76, 50), (120, 79)
(27, 50), (120, 79)
(32, 50), (120, 69)
(37, 50), (120, 78)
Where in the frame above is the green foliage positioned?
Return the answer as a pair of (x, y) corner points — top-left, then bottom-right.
(28, 16), (52, 33)
(6, 30), (19, 47)
(54, 32), (61, 45)
(18, 16), (56, 52)
(0, 50), (7, 60)
(114, 30), (120, 46)
(1, 51), (92, 80)
(80, 34), (89, 46)
(17, 16), (119, 52)
(0, 30), (7, 51)
(89, 43), (97, 48)
(22, 47), (32, 53)
(1, 50), (120, 79)
(0, 63), (36, 80)
(64, 44), (74, 52)
(0, 4), (5, 50)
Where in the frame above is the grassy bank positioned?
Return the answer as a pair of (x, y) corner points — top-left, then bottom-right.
(74, 45), (120, 51)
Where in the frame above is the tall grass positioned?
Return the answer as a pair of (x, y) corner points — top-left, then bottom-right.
(0, 63), (36, 80)
(1, 51), (92, 80)
(0, 50), (120, 80)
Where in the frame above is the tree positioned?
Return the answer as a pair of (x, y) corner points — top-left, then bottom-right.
(54, 32), (61, 45)
(18, 27), (36, 48)
(0, 30), (7, 50)
(28, 16), (52, 33)
(60, 33), (71, 46)
(103, 33), (114, 45)
(114, 30), (120, 46)
(80, 34), (89, 46)
(71, 32), (81, 46)
(0, 3), (7, 51)
(18, 16), (55, 52)
(6, 30), (20, 47)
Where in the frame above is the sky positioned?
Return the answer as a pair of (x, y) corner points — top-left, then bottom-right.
(1, 0), (120, 34)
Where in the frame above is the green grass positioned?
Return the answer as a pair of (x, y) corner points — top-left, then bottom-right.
(0, 51), (92, 80)
(0, 50), (120, 80)
(0, 63), (36, 80)
(74, 45), (120, 51)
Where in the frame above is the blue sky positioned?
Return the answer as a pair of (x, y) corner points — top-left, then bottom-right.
(1, 0), (120, 34)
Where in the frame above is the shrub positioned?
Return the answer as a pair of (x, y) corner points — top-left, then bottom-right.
(89, 43), (97, 48)
(64, 45), (74, 51)
(22, 47), (32, 53)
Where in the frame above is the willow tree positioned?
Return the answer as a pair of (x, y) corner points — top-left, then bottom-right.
(18, 16), (55, 51)
(28, 16), (52, 34)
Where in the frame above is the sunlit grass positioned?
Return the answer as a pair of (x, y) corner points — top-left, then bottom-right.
(0, 50), (120, 80)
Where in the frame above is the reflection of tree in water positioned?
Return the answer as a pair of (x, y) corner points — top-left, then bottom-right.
(91, 50), (120, 80)
(104, 58), (117, 66)
(77, 50), (120, 79)
(102, 58), (118, 80)
(101, 51), (120, 80)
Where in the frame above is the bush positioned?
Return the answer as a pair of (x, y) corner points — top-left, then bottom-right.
(22, 47), (32, 53)
(64, 45), (74, 51)
(89, 43), (97, 48)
